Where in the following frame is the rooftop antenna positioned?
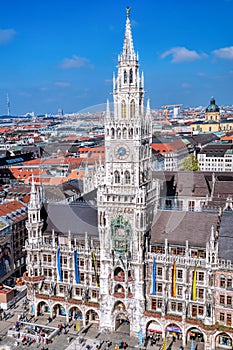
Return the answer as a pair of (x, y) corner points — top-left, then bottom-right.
(6, 93), (11, 116)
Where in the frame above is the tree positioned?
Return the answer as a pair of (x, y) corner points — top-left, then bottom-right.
(180, 154), (200, 171)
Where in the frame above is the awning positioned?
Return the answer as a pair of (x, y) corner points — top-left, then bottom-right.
(148, 323), (162, 333)
(166, 326), (182, 333)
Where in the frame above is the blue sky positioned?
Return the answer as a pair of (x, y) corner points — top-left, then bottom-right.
(0, 0), (232, 115)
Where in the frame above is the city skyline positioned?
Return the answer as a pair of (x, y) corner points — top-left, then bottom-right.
(0, 0), (232, 115)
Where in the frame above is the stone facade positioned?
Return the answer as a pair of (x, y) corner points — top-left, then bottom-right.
(23, 9), (233, 350)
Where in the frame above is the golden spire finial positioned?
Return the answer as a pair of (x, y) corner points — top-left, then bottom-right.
(126, 6), (131, 18)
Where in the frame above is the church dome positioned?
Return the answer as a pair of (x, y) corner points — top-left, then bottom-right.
(206, 97), (220, 112)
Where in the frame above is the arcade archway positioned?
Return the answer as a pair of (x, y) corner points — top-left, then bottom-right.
(86, 309), (99, 324)
(186, 327), (205, 350)
(166, 323), (182, 341)
(216, 332), (232, 349)
(68, 306), (83, 321)
(146, 320), (162, 335)
(52, 303), (66, 317)
(115, 313), (130, 335)
(37, 301), (50, 316)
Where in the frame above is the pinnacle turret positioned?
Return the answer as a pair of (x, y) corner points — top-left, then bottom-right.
(29, 175), (40, 210)
(121, 7), (136, 61)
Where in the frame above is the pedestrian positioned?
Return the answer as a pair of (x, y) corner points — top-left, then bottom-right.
(67, 336), (70, 343)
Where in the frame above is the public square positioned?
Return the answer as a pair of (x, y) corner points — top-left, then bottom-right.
(0, 297), (206, 350)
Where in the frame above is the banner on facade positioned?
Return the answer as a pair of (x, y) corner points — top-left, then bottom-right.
(151, 258), (156, 295)
(191, 263), (197, 301)
(57, 247), (62, 282)
(171, 260), (177, 297)
(74, 250), (80, 284)
(91, 251), (99, 287)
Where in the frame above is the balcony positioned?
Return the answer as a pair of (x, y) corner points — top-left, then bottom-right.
(35, 293), (49, 300)
(144, 310), (162, 318)
(22, 272), (45, 284)
(114, 276), (125, 282)
(113, 292), (125, 299)
(67, 298), (82, 305)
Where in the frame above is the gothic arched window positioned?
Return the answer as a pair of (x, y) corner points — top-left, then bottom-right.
(130, 100), (135, 118)
(123, 128), (127, 138)
(125, 171), (130, 184)
(117, 128), (121, 138)
(220, 275), (226, 288)
(129, 128), (133, 138)
(114, 171), (120, 184)
(121, 100), (126, 119)
(124, 70), (127, 83)
(129, 69), (133, 84)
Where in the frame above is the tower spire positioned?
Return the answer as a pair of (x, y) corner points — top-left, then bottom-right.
(122, 6), (135, 60)
(29, 174), (40, 210)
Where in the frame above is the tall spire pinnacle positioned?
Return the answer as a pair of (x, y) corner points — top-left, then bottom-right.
(29, 174), (40, 210)
(122, 6), (136, 60)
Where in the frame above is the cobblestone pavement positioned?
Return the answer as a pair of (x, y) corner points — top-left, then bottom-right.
(0, 298), (205, 350)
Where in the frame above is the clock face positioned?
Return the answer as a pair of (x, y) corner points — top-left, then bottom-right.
(114, 145), (130, 160)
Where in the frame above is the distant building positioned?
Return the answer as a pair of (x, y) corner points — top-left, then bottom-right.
(0, 198), (28, 285)
(198, 144), (233, 172)
(191, 97), (233, 133)
(151, 138), (188, 171)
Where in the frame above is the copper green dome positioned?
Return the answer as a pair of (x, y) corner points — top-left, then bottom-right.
(206, 97), (220, 112)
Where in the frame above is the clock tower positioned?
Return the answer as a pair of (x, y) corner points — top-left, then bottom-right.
(98, 7), (159, 335)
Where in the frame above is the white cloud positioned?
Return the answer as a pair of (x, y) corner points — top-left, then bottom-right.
(54, 81), (70, 87)
(60, 55), (93, 69)
(160, 47), (207, 63)
(213, 46), (233, 59)
(0, 28), (16, 44)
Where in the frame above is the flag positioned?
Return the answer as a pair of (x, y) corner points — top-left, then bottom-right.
(191, 263), (197, 301)
(74, 250), (80, 284)
(171, 261), (177, 297)
(151, 258), (156, 295)
(92, 251), (99, 287)
(161, 337), (167, 350)
(57, 247), (62, 282)
(75, 319), (80, 331)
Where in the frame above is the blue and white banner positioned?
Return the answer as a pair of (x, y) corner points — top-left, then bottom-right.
(57, 247), (62, 282)
(74, 250), (80, 284)
(151, 258), (156, 295)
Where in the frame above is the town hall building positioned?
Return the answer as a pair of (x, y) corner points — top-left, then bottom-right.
(23, 8), (233, 350)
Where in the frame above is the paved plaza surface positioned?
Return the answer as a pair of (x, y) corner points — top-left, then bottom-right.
(0, 297), (205, 350)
